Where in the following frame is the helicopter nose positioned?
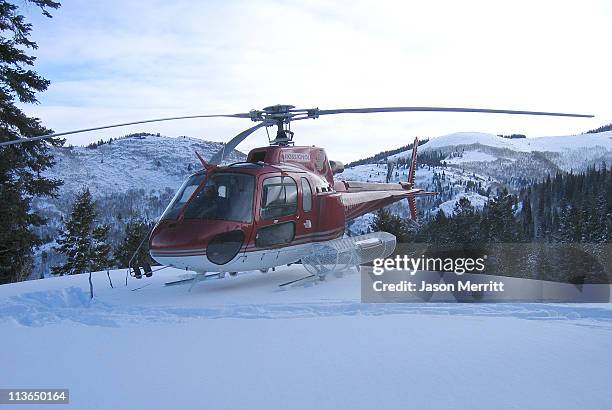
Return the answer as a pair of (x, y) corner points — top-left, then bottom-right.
(150, 221), (208, 252)
(149, 220), (247, 267)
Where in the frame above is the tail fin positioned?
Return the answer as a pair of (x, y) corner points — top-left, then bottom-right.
(408, 137), (419, 223)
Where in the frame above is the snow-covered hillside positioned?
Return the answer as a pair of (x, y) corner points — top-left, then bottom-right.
(1, 267), (611, 409)
(337, 130), (612, 228)
(416, 131), (612, 153)
(43, 134), (245, 198)
(31, 134), (245, 277)
(337, 159), (490, 231)
(392, 131), (612, 176)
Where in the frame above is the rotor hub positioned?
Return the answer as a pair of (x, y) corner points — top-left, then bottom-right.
(249, 104), (320, 124)
(247, 104), (320, 146)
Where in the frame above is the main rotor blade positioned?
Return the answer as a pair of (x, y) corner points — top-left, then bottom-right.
(0, 113), (251, 148)
(209, 122), (268, 165)
(316, 107), (593, 118)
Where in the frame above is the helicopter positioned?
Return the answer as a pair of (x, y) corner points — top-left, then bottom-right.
(1, 104), (593, 286)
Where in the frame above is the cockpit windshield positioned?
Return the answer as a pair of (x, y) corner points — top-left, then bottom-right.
(183, 173), (255, 222)
(160, 172), (255, 223)
(160, 173), (206, 221)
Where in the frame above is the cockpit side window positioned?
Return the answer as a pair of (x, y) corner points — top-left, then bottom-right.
(260, 176), (297, 220)
(301, 177), (312, 212)
(160, 173), (206, 221)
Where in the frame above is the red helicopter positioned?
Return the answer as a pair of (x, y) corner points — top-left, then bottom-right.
(148, 108), (435, 281)
(1, 104), (593, 285)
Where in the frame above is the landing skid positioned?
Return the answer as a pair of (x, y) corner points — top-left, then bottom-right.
(164, 272), (225, 291)
(278, 264), (361, 289)
(278, 274), (317, 288)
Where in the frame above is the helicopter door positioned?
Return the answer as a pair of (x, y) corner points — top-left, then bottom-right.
(254, 175), (299, 249)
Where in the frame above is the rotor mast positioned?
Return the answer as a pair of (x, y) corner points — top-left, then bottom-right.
(248, 104), (324, 146)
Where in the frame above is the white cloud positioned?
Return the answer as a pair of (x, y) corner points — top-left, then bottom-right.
(20, 0), (611, 162)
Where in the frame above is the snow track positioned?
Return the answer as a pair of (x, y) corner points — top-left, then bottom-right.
(2, 286), (612, 329)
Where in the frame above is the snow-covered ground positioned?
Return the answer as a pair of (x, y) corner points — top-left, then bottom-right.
(2, 267), (611, 409)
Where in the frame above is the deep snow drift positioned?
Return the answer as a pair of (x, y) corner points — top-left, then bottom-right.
(1, 267), (611, 409)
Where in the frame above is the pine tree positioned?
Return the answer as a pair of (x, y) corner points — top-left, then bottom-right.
(482, 189), (520, 242)
(520, 191), (534, 240)
(0, 0), (62, 284)
(115, 218), (155, 268)
(52, 188), (111, 275)
(424, 210), (450, 244)
(371, 208), (411, 242)
(449, 197), (479, 243)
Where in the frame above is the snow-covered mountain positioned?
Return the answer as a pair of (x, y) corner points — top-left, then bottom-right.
(42, 133), (245, 198)
(32, 134), (245, 277)
(337, 131), (612, 233)
(392, 131), (612, 178)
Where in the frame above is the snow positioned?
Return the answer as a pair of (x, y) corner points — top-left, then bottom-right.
(336, 163), (388, 183)
(432, 192), (489, 216)
(417, 131), (612, 153)
(378, 131), (612, 201)
(446, 150), (499, 164)
(45, 134), (245, 198)
(387, 131), (612, 175)
(2, 267), (612, 409)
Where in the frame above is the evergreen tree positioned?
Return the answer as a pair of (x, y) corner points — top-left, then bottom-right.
(52, 188), (111, 275)
(448, 197), (480, 243)
(520, 191), (534, 240)
(423, 209), (450, 244)
(482, 189), (520, 242)
(371, 208), (411, 242)
(0, 0), (62, 284)
(115, 218), (155, 268)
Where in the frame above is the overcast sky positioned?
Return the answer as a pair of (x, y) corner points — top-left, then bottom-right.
(20, 0), (612, 162)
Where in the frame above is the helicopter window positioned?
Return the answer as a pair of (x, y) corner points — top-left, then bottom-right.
(255, 222), (295, 247)
(160, 173), (206, 221)
(301, 177), (312, 212)
(261, 176), (298, 220)
(181, 173), (255, 222)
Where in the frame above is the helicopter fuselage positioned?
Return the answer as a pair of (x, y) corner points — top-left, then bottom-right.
(149, 145), (346, 272)
(148, 143), (434, 273)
